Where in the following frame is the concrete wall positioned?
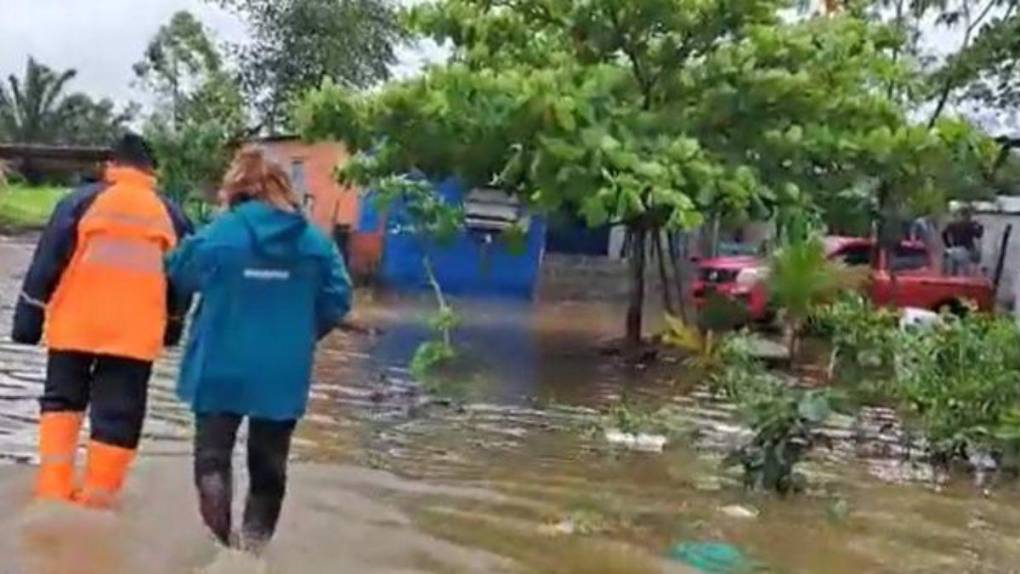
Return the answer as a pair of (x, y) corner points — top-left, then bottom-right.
(972, 197), (1020, 307)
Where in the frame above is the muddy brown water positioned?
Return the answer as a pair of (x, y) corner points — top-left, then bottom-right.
(2, 235), (1020, 573)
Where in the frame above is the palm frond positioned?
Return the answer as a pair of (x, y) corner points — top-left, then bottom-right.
(769, 237), (862, 321)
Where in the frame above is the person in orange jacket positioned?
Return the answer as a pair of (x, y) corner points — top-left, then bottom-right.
(11, 133), (192, 508)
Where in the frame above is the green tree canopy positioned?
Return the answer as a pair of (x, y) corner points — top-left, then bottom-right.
(135, 11), (246, 216)
(865, 0), (1019, 174)
(211, 0), (407, 131)
(298, 0), (996, 343)
(134, 10), (230, 130)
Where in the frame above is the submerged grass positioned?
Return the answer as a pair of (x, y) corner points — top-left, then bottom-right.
(0, 184), (66, 231)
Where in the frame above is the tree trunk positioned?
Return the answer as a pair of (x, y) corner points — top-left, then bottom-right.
(784, 319), (801, 367)
(654, 228), (675, 315)
(668, 231), (689, 322)
(626, 227), (647, 346)
(708, 214), (721, 258)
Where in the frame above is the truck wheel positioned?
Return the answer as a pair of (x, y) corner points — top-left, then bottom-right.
(936, 299), (968, 317)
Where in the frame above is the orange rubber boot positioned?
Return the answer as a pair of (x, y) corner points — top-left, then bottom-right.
(74, 441), (136, 509)
(35, 412), (84, 501)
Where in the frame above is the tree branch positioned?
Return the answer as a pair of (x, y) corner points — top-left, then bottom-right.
(886, 0), (907, 100)
(604, 7), (655, 110)
(927, 0), (999, 127)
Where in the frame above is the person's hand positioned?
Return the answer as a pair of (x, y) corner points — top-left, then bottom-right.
(11, 303), (44, 345)
(164, 316), (186, 347)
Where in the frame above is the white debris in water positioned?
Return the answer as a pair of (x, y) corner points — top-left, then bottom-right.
(604, 429), (668, 452)
(634, 434), (668, 452)
(719, 504), (759, 519)
(538, 519), (576, 536)
(900, 308), (942, 331)
(604, 429), (631, 445)
(746, 336), (790, 361)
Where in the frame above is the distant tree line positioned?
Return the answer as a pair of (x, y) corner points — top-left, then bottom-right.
(0, 0), (407, 206)
(0, 57), (135, 148)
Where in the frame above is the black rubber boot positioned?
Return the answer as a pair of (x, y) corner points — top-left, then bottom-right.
(194, 414), (242, 546)
(239, 418), (295, 552)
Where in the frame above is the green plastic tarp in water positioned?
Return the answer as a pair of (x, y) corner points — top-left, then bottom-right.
(668, 542), (759, 573)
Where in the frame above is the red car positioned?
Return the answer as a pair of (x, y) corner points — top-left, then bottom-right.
(692, 236), (995, 321)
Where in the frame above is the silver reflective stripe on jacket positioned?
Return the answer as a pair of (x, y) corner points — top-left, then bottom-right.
(82, 237), (164, 274)
(19, 291), (47, 309)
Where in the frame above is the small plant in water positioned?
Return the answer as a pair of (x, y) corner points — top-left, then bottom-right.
(726, 383), (835, 494)
(410, 300), (461, 380)
(604, 403), (660, 436)
(362, 175), (466, 384)
(712, 334), (838, 494)
(815, 293), (900, 382)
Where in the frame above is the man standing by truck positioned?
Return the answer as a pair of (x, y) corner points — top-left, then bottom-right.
(943, 205), (984, 276)
(11, 133), (192, 508)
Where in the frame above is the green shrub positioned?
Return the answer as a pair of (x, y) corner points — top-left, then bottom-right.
(714, 334), (838, 493)
(726, 383), (836, 494)
(894, 314), (1020, 463)
(815, 294), (900, 382)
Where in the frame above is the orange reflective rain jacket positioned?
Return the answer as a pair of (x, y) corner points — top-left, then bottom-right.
(11, 166), (193, 361)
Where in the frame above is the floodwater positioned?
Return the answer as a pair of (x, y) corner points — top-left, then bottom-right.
(3, 236), (1020, 573)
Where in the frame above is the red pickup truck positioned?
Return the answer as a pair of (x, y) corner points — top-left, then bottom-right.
(692, 236), (995, 321)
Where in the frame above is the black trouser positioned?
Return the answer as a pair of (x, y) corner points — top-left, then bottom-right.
(42, 351), (152, 449)
(194, 413), (296, 551)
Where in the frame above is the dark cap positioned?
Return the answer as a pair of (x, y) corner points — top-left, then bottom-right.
(111, 132), (157, 171)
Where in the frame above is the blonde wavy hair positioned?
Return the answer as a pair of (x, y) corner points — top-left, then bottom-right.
(221, 148), (299, 212)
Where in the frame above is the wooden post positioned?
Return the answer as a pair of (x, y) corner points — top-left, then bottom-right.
(993, 224), (1013, 296)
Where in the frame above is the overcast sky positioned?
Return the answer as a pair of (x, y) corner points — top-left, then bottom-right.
(0, 0), (441, 108)
(0, 1), (245, 105)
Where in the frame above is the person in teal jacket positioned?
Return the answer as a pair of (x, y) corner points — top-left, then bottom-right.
(167, 149), (351, 552)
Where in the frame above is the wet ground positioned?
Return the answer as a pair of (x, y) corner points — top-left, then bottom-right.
(3, 235), (1020, 573)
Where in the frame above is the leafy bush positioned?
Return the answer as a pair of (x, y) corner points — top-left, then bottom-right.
(894, 314), (1020, 463)
(662, 313), (759, 397)
(726, 384), (835, 494)
(146, 119), (234, 224)
(815, 294), (900, 381)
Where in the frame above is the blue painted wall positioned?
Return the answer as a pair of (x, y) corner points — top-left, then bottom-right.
(364, 178), (547, 299)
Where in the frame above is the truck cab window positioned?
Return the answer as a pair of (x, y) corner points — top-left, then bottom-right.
(836, 245), (872, 267)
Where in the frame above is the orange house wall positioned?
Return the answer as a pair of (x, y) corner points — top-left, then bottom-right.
(254, 139), (383, 279)
(256, 139), (359, 232)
